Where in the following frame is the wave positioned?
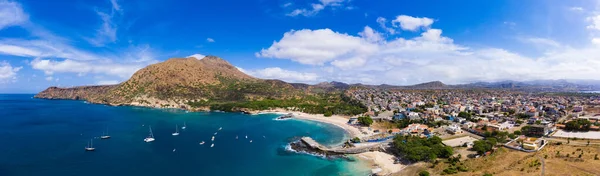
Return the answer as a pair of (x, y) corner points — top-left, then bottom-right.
(283, 143), (327, 158)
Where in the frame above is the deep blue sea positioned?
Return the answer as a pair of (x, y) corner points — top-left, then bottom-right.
(0, 94), (371, 176)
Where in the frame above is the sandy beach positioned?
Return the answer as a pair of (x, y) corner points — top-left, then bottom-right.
(357, 151), (406, 175)
(257, 109), (367, 138)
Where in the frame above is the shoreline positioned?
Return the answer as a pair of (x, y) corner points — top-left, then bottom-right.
(257, 109), (406, 175)
(255, 109), (367, 139)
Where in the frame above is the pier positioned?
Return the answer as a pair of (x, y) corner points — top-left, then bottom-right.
(299, 137), (388, 154)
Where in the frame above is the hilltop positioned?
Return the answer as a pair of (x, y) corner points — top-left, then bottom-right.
(35, 56), (366, 115)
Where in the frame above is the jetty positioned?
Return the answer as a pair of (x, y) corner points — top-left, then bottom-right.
(299, 137), (388, 155)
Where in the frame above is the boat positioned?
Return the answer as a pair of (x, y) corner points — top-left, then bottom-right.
(181, 122), (187, 130)
(250, 140), (253, 143)
(172, 124), (180, 136)
(214, 132), (218, 135)
(245, 135), (248, 139)
(211, 136), (215, 141)
(218, 127), (222, 131)
(172, 148), (176, 152)
(275, 113), (294, 120)
(100, 127), (110, 139)
(236, 135), (238, 139)
(85, 139), (95, 151)
(210, 143), (214, 147)
(144, 126), (155, 142)
(199, 141), (205, 145)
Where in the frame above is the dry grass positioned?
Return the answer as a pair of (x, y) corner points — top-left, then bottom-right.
(400, 143), (600, 176)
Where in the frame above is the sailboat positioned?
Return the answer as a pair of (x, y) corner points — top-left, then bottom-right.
(100, 127), (110, 139)
(85, 139), (95, 151)
(214, 132), (218, 135)
(211, 136), (215, 141)
(199, 141), (205, 145)
(218, 127), (222, 131)
(172, 124), (180, 136)
(181, 122), (187, 130)
(144, 126), (155, 142)
(250, 140), (253, 143)
(210, 143), (214, 147)
(245, 135), (248, 139)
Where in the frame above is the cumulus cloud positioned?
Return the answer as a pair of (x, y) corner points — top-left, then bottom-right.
(376, 17), (396, 34)
(587, 15), (600, 31)
(206, 38), (215, 42)
(187, 54), (206, 59)
(241, 67), (319, 82)
(256, 28), (377, 65)
(287, 0), (348, 17)
(256, 14), (600, 84)
(0, 61), (21, 83)
(570, 7), (584, 12)
(0, 0), (27, 30)
(391, 15), (434, 31)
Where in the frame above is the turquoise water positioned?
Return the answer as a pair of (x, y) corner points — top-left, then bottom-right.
(0, 94), (371, 176)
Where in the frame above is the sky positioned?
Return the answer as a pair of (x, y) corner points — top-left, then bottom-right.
(1, 0), (600, 93)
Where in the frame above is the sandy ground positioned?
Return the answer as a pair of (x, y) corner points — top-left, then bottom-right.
(257, 109), (367, 138)
(357, 151), (406, 175)
(552, 130), (600, 139)
(442, 136), (479, 147)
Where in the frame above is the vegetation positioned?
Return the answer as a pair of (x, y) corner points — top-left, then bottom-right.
(358, 115), (373, 126)
(393, 135), (453, 162)
(418, 170), (430, 176)
(189, 93), (367, 115)
(473, 138), (497, 155)
(564, 119), (592, 131)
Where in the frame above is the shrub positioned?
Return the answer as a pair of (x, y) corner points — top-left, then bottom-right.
(418, 170), (430, 176)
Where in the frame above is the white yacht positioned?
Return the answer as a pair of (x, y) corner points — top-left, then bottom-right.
(100, 128), (110, 139)
(199, 141), (205, 145)
(85, 139), (95, 151)
(144, 126), (155, 142)
(211, 136), (215, 141)
(181, 122), (187, 130)
(210, 143), (214, 147)
(172, 124), (180, 136)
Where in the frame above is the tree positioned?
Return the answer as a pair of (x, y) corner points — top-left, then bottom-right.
(513, 130), (522, 135)
(418, 170), (430, 176)
(358, 115), (373, 126)
(458, 111), (472, 118)
(324, 111), (333, 117)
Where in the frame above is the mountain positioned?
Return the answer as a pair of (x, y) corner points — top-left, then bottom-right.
(35, 56), (366, 115)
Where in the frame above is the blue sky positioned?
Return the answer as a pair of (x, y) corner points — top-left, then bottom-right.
(1, 0), (600, 93)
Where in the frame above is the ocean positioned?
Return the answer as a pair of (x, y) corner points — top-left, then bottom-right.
(0, 94), (371, 176)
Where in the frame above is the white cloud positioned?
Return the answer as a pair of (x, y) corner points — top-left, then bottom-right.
(391, 15), (434, 31)
(0, 0), (27, 30)
(206, 38), (215, 42)
(45, 76), (53, 81)
(587, 15), (600, 31)
(358, 26), (383, 43)
(376, 17), (395, 34)
(241, 67), (319, 82)
(592, 38), (600, 45)
(30, 57), (153, 79)
(86, 11), (117, 46)
(518, 37), (561, 48)
(257, 17), (600, 84)
(282, 2), (292, 7)
(96, 80), (120, 85)
(187, 54), (206, 59)
(256, 28), (378, 65)
(0, 61), (21, 83)
(570, 7), (584, 12)
(110, 0), (122, 13)
(287, 0), (348, 17)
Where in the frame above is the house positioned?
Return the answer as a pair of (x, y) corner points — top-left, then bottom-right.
(526, 124), (551, 137)
(402, 124), (431, 136)
(573, 105), (584, 112)
(446, 124), (463, 134)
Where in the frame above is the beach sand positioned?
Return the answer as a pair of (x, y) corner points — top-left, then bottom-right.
(257, 109), (367, 138)
(357, 151), (406, 175)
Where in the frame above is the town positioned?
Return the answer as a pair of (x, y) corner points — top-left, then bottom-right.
(339, 88), (600, 175)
